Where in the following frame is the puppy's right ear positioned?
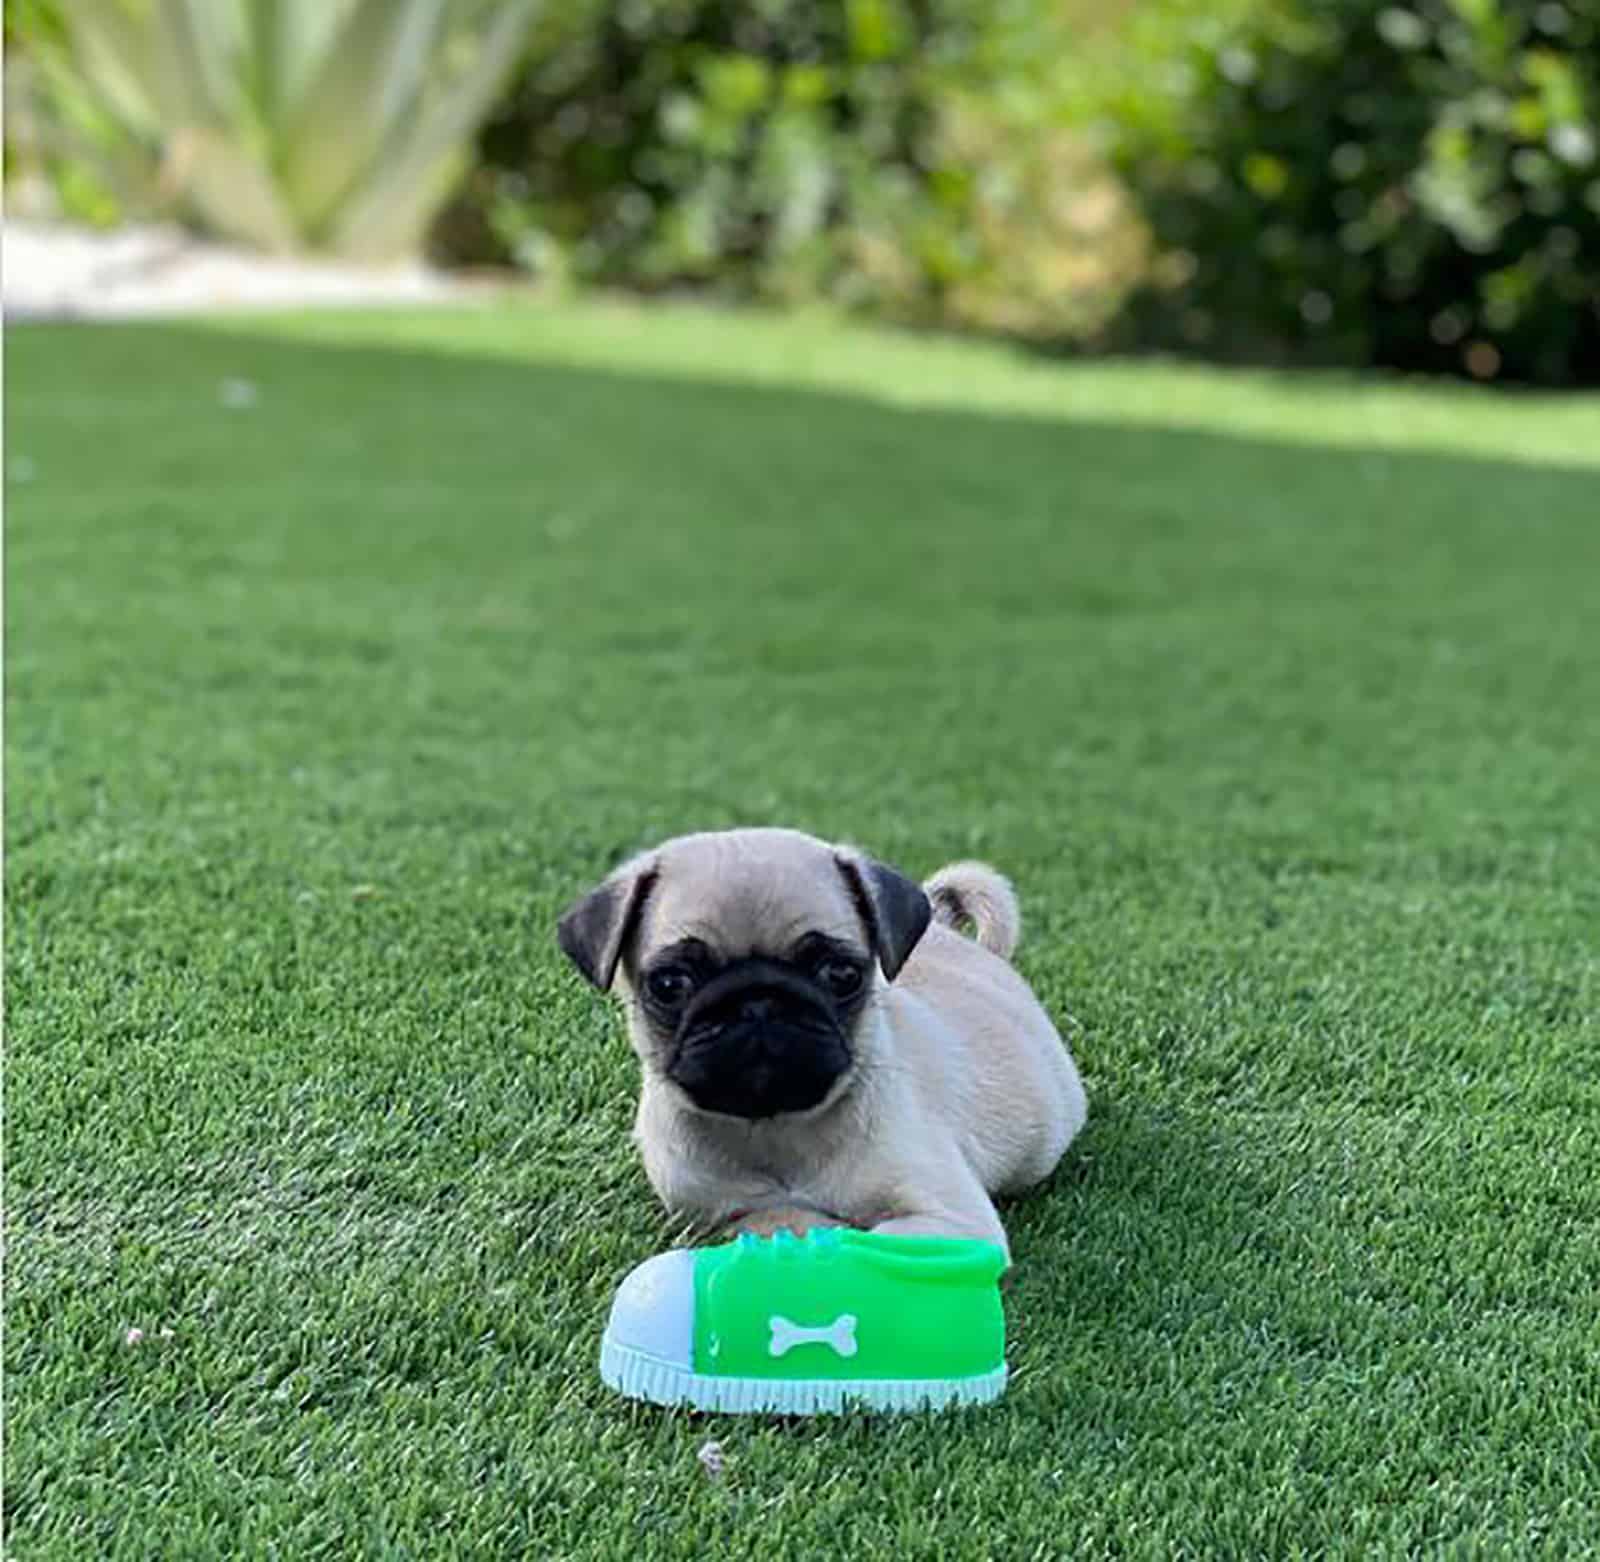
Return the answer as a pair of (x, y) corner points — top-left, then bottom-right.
(556, 861), (658, 990)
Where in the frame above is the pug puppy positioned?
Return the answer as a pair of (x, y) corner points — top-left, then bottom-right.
(557, 827), (1086, 1256)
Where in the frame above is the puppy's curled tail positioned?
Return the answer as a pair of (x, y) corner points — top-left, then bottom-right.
(923, 862), (1021, 961)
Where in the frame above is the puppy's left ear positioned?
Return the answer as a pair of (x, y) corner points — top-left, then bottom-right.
(835, 850), (932, 981)
(557, 859), (658, 990)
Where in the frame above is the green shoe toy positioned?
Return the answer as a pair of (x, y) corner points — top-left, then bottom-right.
(600, 1227), (1008, 1414)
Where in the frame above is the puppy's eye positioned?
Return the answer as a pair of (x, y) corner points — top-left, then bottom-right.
(818, 959), (864, 999)
(646, 967), (694, 1007)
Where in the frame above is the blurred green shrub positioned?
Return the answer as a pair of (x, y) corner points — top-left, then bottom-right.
(6, 0), (537, 258)
(1103, 0), (1600, 383)
(433, 0), (1143, 338)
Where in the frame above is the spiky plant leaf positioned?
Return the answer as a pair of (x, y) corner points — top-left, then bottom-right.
(55, 0), (161, 137)
(180, 124), (300, 252)
(280, 0), (447, 236)
(148, 0), (235, 128)
(329, 0), (537, 260)
(241, 0), (350, 134)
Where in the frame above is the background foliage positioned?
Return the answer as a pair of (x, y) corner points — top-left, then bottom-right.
(5, 0), (1597, 379)
(434, 0), (1142, 340)
(1105, 0), (1600, 384)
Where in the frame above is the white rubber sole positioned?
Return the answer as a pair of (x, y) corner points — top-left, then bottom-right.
(600, 1336), (1007, 1414)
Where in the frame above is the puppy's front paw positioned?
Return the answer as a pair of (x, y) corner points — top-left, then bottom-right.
(873, 1211), (1010, 1259)
(727, 1206), (847, 1240)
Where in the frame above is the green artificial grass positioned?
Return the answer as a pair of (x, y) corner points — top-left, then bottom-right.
(6, 300), (1598, 1558)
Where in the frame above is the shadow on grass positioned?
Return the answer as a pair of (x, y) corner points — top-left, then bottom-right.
(10, 314), (1596, 718)
(10, 314), (1600, 487)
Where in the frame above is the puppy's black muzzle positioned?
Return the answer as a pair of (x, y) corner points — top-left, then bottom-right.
(668, 958), (852, 1119)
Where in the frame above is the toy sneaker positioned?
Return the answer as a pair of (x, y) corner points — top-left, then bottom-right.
(599, 1227), (1008, 1413)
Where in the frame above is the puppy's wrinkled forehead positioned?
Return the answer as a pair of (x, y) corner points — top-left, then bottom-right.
(640, 829), (864, 959)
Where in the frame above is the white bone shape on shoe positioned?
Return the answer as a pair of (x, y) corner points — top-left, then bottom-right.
(767, 1313), (858, 1359)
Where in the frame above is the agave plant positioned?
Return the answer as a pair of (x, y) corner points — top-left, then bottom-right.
(26, 0), (539, 258)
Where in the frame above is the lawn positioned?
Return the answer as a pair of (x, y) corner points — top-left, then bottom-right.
(6, 300), (1598, 1558)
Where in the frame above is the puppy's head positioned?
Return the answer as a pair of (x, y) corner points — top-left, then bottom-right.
(557, 828), (930, 1120)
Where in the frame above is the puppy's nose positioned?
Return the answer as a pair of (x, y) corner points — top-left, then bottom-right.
(739, 994), (779, 1022)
